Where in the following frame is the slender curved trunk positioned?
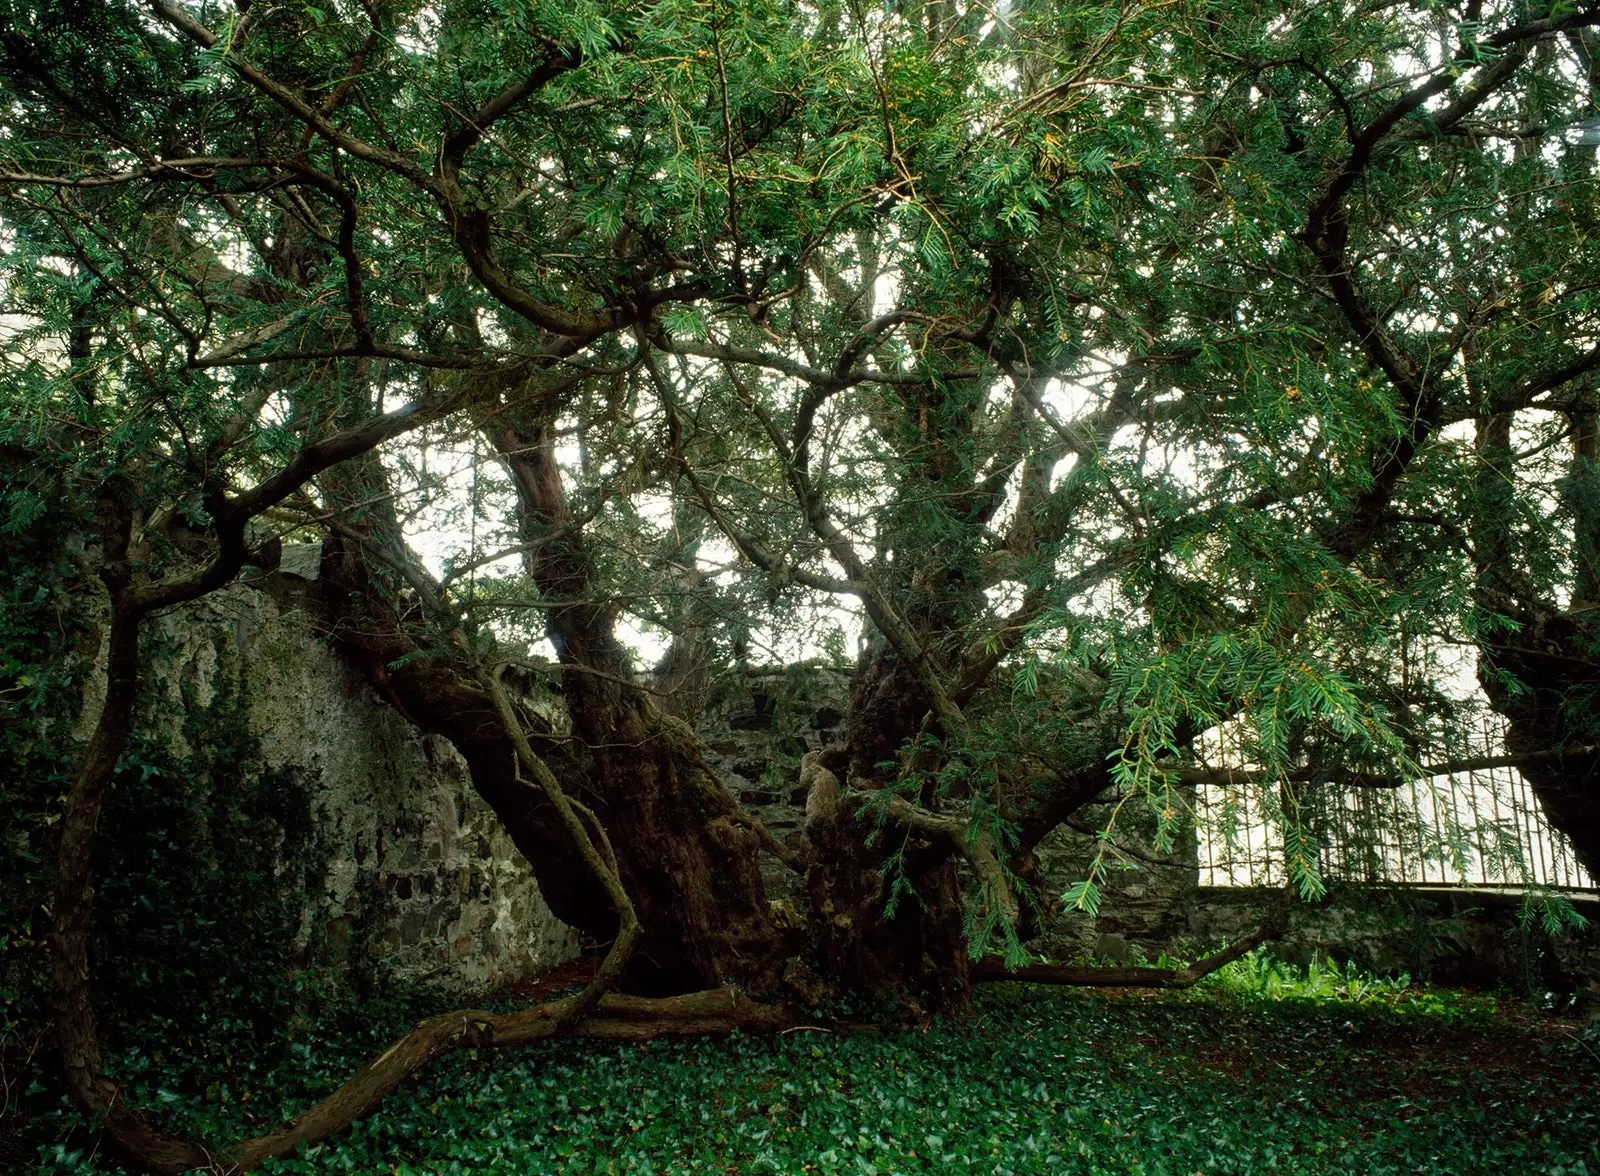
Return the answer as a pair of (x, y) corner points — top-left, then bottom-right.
(50, 501), (214, 1172)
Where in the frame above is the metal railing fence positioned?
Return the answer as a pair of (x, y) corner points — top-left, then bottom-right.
(1195, 720), (1595, 892)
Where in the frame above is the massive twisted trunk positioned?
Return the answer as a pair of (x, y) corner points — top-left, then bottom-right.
(323, 493), (996, 1010)
(1473, 412), (1600, 877)
(319, 532), (616, 933)
(1479, 628), (1600, 879)
(490, 410), (790, 994)
(789, 649), (972, 1010)
(311, 363), (794, 995)
(318, 490), (788, 995)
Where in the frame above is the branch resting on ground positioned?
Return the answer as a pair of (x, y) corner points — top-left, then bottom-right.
(971, 920), (1285, 989)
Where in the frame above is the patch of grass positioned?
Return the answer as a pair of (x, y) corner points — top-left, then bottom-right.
(1202, 947), (1410, 1004)
(1195, 947), (1499, 1025)
(27, 983), (1599, 1176)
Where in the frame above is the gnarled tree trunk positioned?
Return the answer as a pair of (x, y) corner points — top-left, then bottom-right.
(1474, 411), (1600, 877)
(792, 650), (974, 1011)
(319, 409), (792, 995)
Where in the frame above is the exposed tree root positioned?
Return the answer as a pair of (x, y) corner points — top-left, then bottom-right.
(108, 988), (795, 1175)
(104, 928), (1284, 1174)
(971, 922), (1283, 990)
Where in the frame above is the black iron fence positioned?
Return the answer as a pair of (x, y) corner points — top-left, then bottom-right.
(1194, 721), (1595, 893)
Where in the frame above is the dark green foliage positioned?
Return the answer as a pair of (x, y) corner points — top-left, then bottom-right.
(2, 665), (332, 1157)
(5, 1), (1600, 1162)
(93, 695), (323, 1061)
(0, 485), (93, 1163)
(25, 984), (1600, 1175)
(5, 0), (1600, 920)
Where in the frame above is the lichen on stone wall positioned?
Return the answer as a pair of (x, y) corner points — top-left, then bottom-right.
(141, 572), (576, 993)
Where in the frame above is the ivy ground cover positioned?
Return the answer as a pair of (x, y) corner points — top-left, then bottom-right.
(36, 983), (1599, 1176)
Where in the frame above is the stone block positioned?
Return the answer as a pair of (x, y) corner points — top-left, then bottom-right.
(1094, 932), (1130, 963)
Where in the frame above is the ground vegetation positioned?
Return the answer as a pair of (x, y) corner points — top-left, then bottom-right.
(29, 961), (1600, 1175)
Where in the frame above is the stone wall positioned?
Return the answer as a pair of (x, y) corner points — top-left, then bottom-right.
(1189, 884), (1600, 997)
(1026, 803), (1200, 963)
(695, 662), (853, 899)
(136, 558), (576, 993)
(128, 605), (1582, 1002)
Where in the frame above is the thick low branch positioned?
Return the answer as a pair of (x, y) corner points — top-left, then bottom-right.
(1169, 744), (1600, 790)
(971, 922), (1283, 989)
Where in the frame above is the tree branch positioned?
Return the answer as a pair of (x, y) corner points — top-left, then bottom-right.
(972, 920), (1284, 988)
(1171, 744), (1600, 789)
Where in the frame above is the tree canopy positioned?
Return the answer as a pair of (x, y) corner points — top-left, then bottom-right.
(4, 0), (1600, 1170)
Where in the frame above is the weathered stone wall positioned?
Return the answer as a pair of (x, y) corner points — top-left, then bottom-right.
(1027, 802), (1200, 963)
(695, 663), (851, 899)
(137, 558), (576, 993)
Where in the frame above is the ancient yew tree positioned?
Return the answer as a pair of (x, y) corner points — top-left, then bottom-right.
(4, 0), (1600, 1169)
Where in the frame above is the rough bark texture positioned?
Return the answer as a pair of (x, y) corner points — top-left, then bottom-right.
(1479, 619), (1600, 879)
(1474, 411), (1600, 878)
(796, 650), (973, 1011)
(316, 402), (791, 996)
(491, 411), (790, 994)
(318, 530), (789, 994)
